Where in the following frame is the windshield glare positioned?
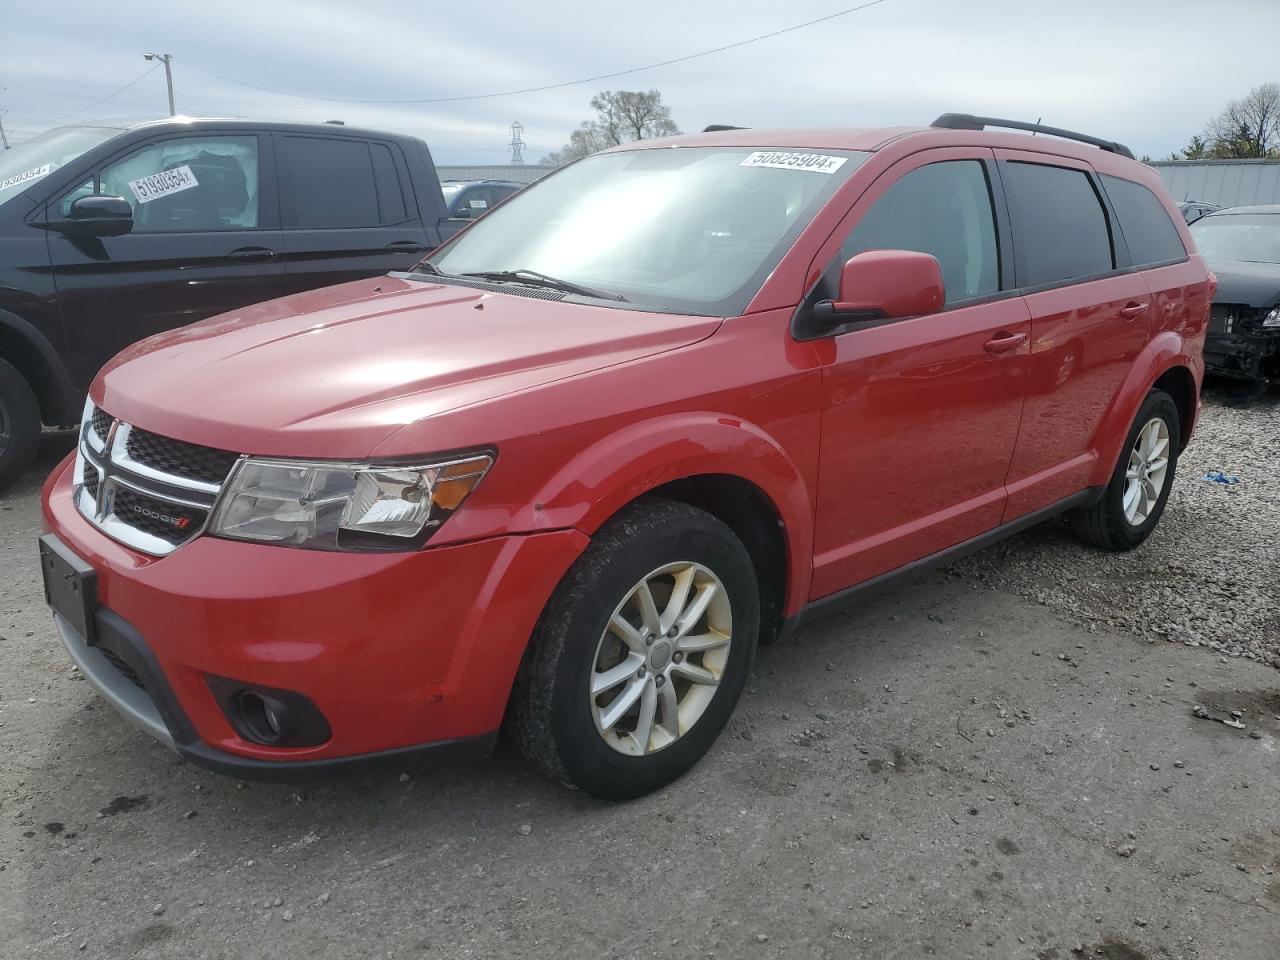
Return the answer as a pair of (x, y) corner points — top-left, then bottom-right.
(0, 125), (124, 205)
(1190, 214), (1280, 265)
(428, 146), (868, 314)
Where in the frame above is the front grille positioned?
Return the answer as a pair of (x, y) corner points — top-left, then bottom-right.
(97, 645), (146, 691)
(110, 486), (206, 545)
(91, 407), (113, 443)
(125, 427), (239, 485)
(82, 467), (99, 500)
(75, 406), (241, 557)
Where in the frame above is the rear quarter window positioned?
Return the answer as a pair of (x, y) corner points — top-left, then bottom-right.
(1101, 174), (1186, 266)
(1002, 161), (1113, 287)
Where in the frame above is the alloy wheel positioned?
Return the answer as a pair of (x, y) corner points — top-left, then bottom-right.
(590, 561), (732, 756)
(1123, 416), (1170, 526)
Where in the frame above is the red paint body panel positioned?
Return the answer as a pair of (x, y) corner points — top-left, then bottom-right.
(41, 124), (1212, 771)
(43, 458), (587, 758)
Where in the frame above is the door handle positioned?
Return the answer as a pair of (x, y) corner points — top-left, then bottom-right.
(1119, 301), (1148, 320)
(228, 246), (277, 263)
(983, 331), (1027, 354)
(385, 240), (428, 253)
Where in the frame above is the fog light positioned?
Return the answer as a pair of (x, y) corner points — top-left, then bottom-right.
(206, 677), (332, 748)
(237, 691), (288, 744)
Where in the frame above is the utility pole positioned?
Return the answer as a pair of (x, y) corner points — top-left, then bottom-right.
(144, 52), (176, 116)
(510, 121), (525, 165)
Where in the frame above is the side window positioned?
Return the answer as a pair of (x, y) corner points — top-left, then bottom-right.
(493, 185), (518, 205)
(98, 136), (259, 232)
(370, 143), (410, 223)
(282, 136), (380, 229)
(59, 178), (95, 217)
(1101, 174), (1186, 266)
(1002, 162), (1112, 287)
(839, 160), (999, 305)
(463, 187), (494, 214)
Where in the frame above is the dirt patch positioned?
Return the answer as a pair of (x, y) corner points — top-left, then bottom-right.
(996, 837), (1021, 855)
(99, 794), (150, 816)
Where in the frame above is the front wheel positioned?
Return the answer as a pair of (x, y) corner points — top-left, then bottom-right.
(508, 498), (759, 800)
(1068, 388), (1180, 551)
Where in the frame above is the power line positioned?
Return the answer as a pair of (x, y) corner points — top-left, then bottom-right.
(0, 81), (160, 111)
(43, 64), (161, 125)
(174, 0), (891, 105)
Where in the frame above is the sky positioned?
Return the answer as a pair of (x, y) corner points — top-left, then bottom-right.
(2, 0), (1278, 164)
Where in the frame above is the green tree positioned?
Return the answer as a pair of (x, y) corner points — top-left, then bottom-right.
(543, 90), (681, 166)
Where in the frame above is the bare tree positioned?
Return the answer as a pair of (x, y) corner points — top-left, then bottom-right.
(1200, 83), (1280, 159)
(543, 90), (681, 166)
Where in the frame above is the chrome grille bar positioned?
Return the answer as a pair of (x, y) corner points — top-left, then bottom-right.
(73, 403), (242, 557)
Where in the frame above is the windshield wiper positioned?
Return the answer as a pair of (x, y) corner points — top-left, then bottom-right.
(459, 269), (627, 302)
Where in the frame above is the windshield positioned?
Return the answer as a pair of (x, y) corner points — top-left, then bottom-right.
(440, 183), (464, 198)
(427, 146), (868, 315)
(1190, 214), (1280, 265)
(0, 125), (124, 206)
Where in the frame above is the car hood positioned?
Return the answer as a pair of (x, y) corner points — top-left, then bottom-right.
(95, 275), (722, 458)
(1208, 260), (1280, 309)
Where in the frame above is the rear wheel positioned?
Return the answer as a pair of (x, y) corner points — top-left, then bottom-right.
(1068, 388), (1180, 551)
(509, 498), (759, 800)
(0, 359), (41, 492)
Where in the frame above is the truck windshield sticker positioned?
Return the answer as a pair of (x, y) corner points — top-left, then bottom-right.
(0, 163), (53, 192)
(740, 152), (847, 175)
(128, 165), (199, 204)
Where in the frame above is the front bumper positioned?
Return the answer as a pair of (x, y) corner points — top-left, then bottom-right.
(41, 455), (588, 777)
(1204, 332), (1280, 382)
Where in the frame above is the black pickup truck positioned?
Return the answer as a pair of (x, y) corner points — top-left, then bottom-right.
(0, 118), (471, 488)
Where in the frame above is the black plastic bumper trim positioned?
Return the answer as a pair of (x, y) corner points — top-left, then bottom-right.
(176, 730), (498, 782)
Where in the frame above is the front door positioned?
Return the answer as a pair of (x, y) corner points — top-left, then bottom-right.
(46, 133), (285, 388)
(807, 150), (1031, 599)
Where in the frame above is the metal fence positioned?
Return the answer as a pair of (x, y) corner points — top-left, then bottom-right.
(1148, 160), (1280, 208)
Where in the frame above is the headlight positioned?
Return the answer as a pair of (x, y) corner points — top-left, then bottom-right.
(1263, 306), (1280, 328)
(209, 453), (493, 551)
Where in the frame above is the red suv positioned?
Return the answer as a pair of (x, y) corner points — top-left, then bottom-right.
(40, 114), (1211, 800)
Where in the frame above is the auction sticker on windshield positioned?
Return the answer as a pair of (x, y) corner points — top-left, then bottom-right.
(128, 165), (199, 204)
(740, 152), (847, 174)
(0, 164), (53, 192)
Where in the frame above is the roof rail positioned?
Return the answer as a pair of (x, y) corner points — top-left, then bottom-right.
(930, 113), (1135, 160)
(703, 124), (748, 132)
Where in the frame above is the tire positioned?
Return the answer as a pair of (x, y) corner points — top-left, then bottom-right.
(0, 358), (41, 492)
(508, 497), (760, 800)
(1068, 388), (1180, 552)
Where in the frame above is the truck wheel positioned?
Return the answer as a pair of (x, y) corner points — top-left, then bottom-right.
(1068, 388), (1180, 552)
(0, 359), (41, 492)
(509, 498), (759, 800)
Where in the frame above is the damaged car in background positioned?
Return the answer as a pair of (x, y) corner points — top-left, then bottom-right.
(1190, 205), (1280, 387)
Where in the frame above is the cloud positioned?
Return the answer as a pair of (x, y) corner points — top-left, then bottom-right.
(3, 0), (1278, 160)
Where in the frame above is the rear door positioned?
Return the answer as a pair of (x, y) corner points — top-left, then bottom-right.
(808, 148), (1032, 598)
(46, 132), (286, 388)
(275, 134), (431, 293)
(1099, 172), (1207, 373)
(996, 151), (1152, 520)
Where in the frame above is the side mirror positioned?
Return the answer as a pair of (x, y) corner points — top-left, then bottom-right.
(810, 250), (944, 333)
(65, 196), (134, 237)
(451, 205), (471, 220)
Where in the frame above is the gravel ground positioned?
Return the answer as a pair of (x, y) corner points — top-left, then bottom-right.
(953, 385), (1280, 668)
